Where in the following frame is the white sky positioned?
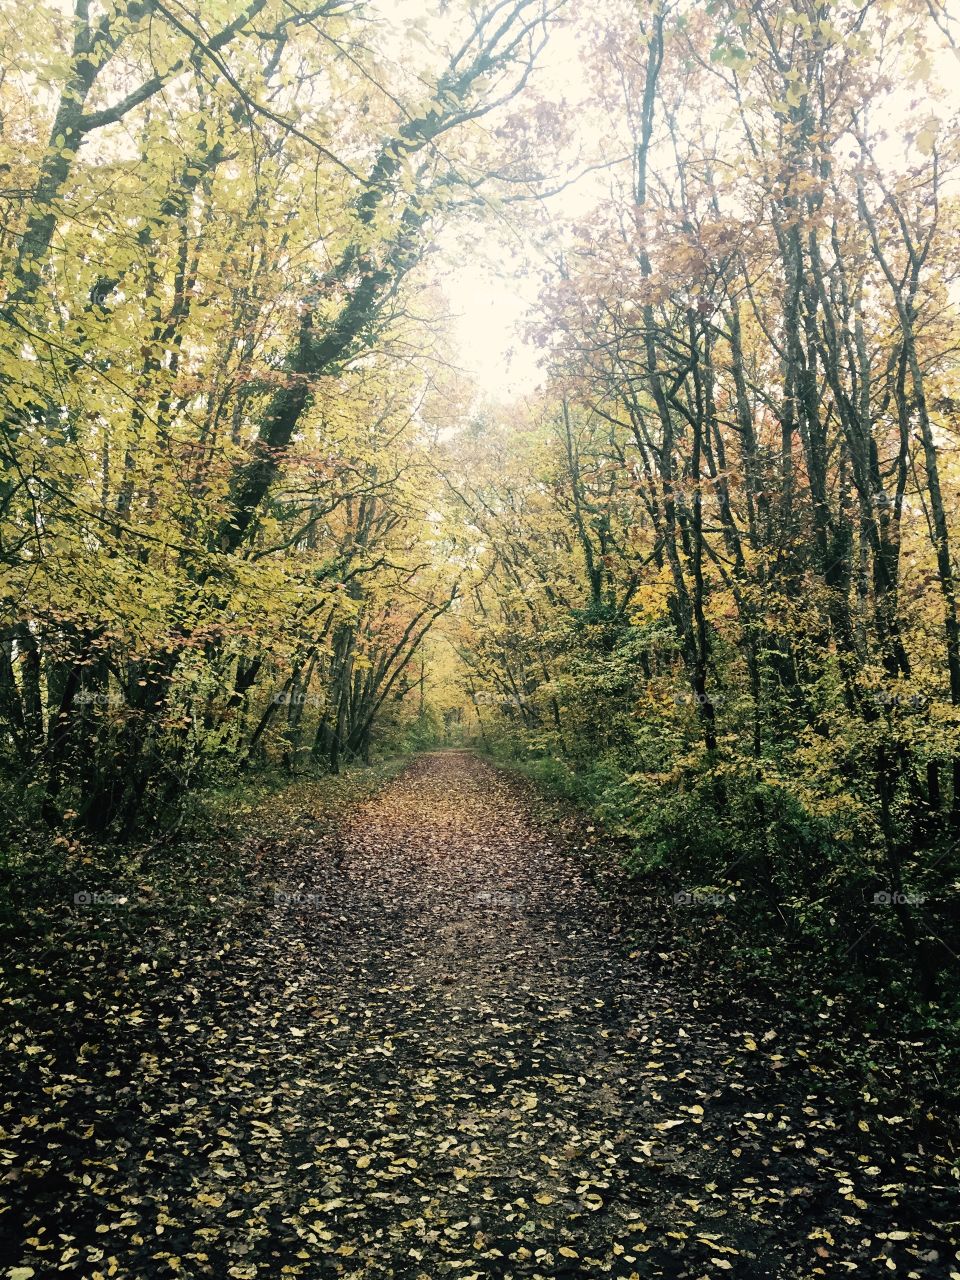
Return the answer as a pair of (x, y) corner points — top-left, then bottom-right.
(432, 11), (599, 404)
(441, 238), (543, 401)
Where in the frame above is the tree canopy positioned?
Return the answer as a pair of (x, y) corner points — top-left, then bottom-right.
(2, 0), (960, 1001)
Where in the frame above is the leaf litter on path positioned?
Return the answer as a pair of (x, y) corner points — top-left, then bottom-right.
(1, 752), (957, 1278)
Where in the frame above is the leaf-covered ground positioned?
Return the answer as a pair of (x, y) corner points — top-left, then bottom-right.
(2, 751), (957, 1278)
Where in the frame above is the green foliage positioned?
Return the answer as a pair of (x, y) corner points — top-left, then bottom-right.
(0, 0), (551, 830)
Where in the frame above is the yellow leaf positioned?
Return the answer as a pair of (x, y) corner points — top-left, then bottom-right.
(917, 128), (936, 155)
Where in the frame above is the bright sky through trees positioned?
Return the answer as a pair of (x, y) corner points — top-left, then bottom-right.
(436, 11), (598, 400)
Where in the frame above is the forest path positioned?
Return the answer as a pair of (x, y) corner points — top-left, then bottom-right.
(3, 752), (952, 1278)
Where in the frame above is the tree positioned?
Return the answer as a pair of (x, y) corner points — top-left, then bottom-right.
(0, 0), (559, 826)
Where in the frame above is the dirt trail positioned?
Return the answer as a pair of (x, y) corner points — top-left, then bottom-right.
(3, 752), (954, 1278)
